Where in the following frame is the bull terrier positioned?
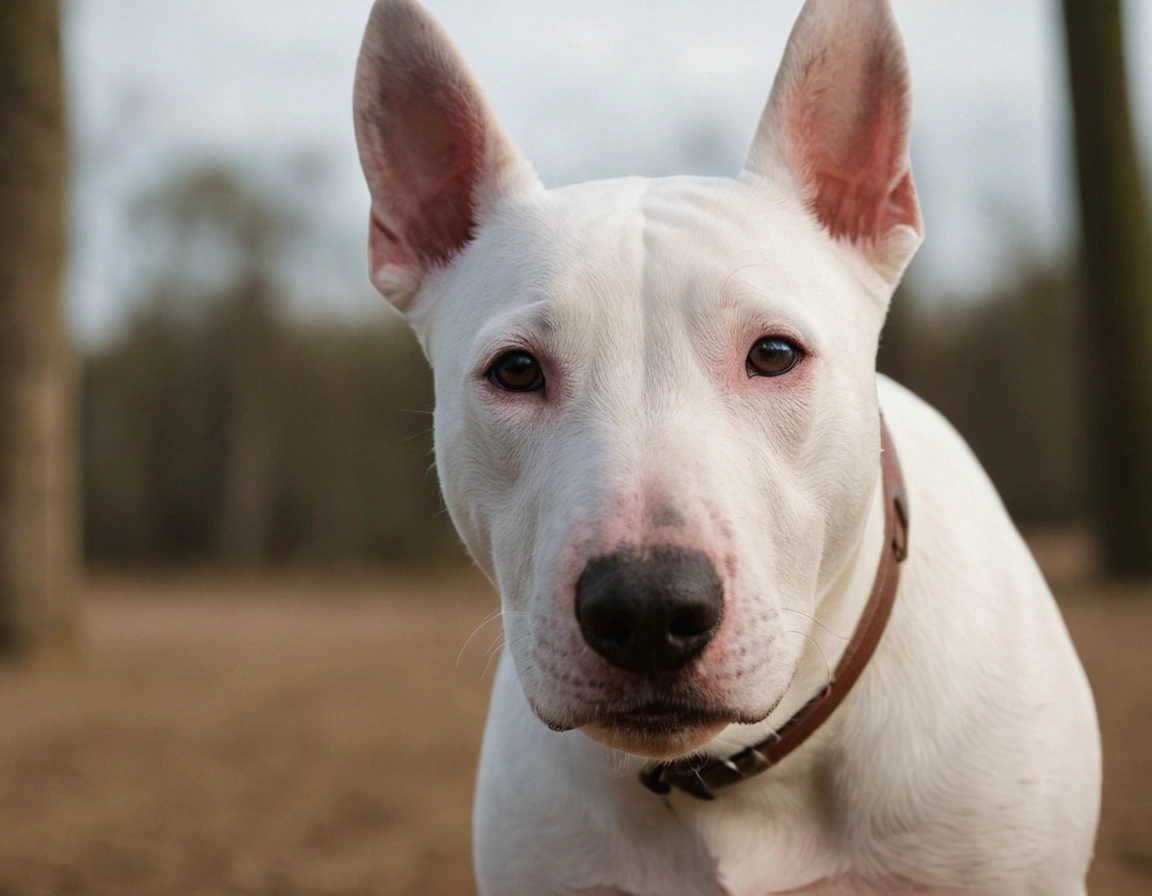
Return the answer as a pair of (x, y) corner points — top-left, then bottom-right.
(352, 0), (1102, 892)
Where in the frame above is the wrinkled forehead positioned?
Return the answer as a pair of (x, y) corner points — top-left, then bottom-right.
(420, 174), (867, 359)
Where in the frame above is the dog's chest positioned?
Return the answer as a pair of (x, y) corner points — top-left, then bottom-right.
(580, 795), (855, 896)
(575, 881), (945, 896)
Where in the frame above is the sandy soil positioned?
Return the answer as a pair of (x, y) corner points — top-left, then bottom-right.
(0, 551), (1148, 895)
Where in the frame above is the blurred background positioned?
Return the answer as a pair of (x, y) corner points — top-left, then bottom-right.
(1, 0), (1150, 893)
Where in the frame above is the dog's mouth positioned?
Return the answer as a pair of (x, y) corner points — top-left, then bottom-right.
(583, 706), (732, 759)
(553, 699), (750, 760)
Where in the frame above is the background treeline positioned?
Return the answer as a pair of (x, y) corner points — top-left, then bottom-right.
(81, 163), (458, 568)
(80, 163), (1083, 569)
(82, 311), (456, 566)
(881, 264), (1082, 523)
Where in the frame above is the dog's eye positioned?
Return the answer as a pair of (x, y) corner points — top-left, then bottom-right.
(489, 350), (545, 392)
(747, 337), (803, 377)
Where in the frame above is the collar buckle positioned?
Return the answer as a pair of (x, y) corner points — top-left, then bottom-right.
(891, 483), (910, 562)
(639, 746), (772, 801)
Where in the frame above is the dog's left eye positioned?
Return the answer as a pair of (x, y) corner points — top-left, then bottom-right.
(488, 350), (545, 392)
(747, 337), (803, 377)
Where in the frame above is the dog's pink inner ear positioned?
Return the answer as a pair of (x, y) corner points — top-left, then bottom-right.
(364, 80), (487, 275)
(750, 0), (923, 266)
(786, 46), (920, 245)
(353, 0), (533, 311)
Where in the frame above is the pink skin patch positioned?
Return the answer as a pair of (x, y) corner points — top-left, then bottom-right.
(354, 1), (495, 306)
(366, 81), (485, 276)
(786, 47), (921, 246)
(781, 885), (955, 896)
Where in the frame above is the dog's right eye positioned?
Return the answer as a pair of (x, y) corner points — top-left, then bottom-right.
(488, 350), (545, 393)
(747, 337), (803, 378)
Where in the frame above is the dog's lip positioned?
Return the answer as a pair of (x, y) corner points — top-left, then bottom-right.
(613, 700), (729, 725)
(578, 704), (740, 760)
(540, 698), (747, 734)
(529, 662), (794, 735)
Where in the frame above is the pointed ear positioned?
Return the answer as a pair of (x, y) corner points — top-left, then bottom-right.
(353, 0), (538, 312)
(744, 0), (922, 283)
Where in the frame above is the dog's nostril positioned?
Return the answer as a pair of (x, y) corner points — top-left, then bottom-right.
(668, 607), (716, 639)
(574, 546), (723, 677)
(585, 617), (632, 647)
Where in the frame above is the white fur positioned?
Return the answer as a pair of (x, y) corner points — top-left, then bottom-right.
(353, 0), (1101, 893)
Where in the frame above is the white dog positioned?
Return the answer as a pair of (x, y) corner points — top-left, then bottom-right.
(353, 0), (1101, 892)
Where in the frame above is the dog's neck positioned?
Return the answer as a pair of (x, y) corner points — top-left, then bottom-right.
(703, 460), (889, 759)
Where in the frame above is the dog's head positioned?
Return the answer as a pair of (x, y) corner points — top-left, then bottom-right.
(354, 0), (921, 759)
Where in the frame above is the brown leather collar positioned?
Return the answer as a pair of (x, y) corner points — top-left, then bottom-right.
(639, 417), (909, 800)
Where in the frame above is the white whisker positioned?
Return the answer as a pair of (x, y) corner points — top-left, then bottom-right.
(781, 628), (833, 692)
(779, 606), (850, 642)
(457, 607), (506, 667)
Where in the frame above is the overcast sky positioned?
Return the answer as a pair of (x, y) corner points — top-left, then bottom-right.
(65, 0), (1152, 346)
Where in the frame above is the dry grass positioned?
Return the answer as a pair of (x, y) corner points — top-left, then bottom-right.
(0, 547), (1149, 895)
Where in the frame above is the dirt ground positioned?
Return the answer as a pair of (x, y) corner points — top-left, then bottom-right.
(0, 539), (1149, 895)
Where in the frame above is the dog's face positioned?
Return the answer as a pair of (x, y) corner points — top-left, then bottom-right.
(355, 0), (922, 759)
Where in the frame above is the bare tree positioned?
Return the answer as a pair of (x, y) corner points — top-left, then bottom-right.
(0, 0), (78, 657)
(1062, 0), (1152, 577)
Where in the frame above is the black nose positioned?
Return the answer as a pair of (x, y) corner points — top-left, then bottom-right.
(575, 547), (723, 677)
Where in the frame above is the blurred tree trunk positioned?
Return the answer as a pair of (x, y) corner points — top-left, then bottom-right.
(216, 274), (279, 567)
(0, 0), (78, 657)
(1061, 0), (1152, 577)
